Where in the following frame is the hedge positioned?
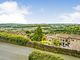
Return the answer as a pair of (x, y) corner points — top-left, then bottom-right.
(0, 32), (30, 45)
(29, 50), (64, 60)
(26, 41), (80, 58)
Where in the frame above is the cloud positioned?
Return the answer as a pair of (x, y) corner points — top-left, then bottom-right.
(59, 5), (80, 24)
(0, 1), (30, 24)
(73, 5), (80, 11)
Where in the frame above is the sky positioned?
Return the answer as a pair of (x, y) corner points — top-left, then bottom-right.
(0, 0), (80, 24)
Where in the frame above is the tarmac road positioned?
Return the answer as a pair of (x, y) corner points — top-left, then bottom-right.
(0, 42), (33, 60)
(0, 42), (80, 60)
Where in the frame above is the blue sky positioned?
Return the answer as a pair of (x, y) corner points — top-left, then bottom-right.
(0, 0), (80, 24)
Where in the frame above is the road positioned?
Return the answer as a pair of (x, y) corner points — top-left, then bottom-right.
(0, 42), (33, 60)
(0, 42), (80, 60)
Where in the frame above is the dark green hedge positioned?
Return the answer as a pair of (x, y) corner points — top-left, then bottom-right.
(0, 32), (30, 45)
(29, 50), (64, 60)
(26, 41), (80, 58)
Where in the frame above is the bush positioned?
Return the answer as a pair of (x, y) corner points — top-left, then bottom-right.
(41, 41), (52, 45)
(0, 32), (30, 45)
(29, 50), (64, 60)
(52, 39), (61, 46)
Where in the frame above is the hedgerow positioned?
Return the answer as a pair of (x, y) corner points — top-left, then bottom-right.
(26, 41), (80, 58)
(29, 50), (64, 60)
(0, 32), (30, 45)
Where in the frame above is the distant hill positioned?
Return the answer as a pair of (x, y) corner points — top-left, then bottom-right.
(0, 23), (79, 28)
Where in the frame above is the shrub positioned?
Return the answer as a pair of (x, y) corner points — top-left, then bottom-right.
(0, 32), (30, 45)
(29, 50), (64, 60)
(41, 41), (52, 45)
(52, 39), (61, 46)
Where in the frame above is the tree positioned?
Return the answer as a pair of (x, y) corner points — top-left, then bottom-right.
(31, 26), (43, 41)
(52, 39), (61, 47)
